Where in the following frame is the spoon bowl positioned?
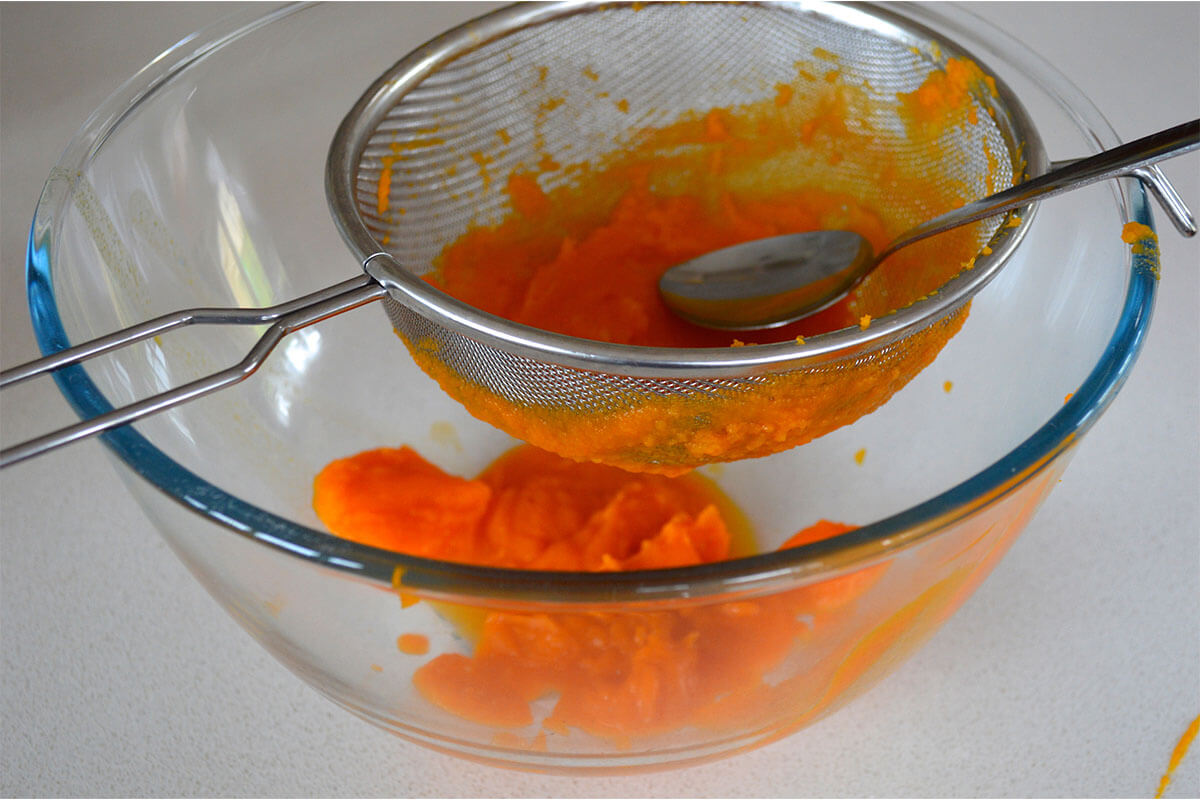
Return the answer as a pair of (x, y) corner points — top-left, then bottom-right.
(658, 230), (874, 330)
(660, 119), (1199, 331)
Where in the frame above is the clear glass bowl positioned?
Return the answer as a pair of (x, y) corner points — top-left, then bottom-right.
(25, 2), (1157, 773)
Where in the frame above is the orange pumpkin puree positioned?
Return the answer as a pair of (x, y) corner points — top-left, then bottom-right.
(1121, 221), (1160, 279)
(397, 633), (430, 656)
(315, 444), (745, 571)
(897, 55), (998, 136)
(1121, 220), (1157, 251)
(406, 57), (999, 473)
(313, 444), (887, 741)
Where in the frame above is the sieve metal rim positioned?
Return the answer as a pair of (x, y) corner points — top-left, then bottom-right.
(326, 0), (1048, 379)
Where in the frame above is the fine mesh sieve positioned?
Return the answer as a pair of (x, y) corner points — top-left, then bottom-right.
(15, 1), (1191, 470)
(325, 0), (1043, 473)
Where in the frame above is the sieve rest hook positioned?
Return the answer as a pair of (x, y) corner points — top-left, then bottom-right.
(0, 272), (388, 469)
(1044, 160), (1196, 237)
(1126, 165), (1195, 237)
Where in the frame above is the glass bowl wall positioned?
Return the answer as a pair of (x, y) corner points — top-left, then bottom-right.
(27, 2), (1155, 772)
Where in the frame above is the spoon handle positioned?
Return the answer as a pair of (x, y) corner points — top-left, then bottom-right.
(879, 119), (1200, 262)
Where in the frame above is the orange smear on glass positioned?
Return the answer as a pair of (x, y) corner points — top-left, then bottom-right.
(1122, 221), (1161, 280)
(397, 633), (430, 656)
(1122, 220), (1159, 254)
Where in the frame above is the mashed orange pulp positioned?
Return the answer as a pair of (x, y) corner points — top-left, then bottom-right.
(314, 444), (738, 571)
(433, 172), (885, 348)
(403, 57), (998, 473)
(314, 444), (887, 741)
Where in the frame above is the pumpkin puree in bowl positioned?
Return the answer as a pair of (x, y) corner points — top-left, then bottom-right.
(314, 444), (888, 743)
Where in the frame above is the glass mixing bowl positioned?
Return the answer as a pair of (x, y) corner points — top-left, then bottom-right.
(24, 2), (1160, 773)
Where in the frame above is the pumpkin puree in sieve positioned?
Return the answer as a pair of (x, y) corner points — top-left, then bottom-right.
(403, 56), (1001, 473)
(314, 443), (887, 741)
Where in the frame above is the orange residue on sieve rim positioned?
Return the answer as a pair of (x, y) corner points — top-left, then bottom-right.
(376, 156), (395, 215)
(377, 132), (448, 215)
(471, 151), (494, 190)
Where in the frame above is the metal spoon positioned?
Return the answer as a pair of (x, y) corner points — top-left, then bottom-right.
(659, 119), (1199, 331)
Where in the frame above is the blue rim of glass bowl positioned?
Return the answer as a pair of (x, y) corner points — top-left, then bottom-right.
(22, 3), (1160, 603)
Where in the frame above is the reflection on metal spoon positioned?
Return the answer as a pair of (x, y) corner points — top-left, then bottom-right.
(660, 119), (1199, 331)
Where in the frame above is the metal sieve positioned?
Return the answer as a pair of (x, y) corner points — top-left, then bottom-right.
(3, 1), (1193, 470)
(327, 0), (1040, 473)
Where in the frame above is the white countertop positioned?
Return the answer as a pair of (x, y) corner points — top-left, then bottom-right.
(2, 3), (1197, 796)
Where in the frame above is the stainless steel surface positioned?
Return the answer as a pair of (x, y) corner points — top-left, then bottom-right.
(1130, 164), (1198, 236)
(658, 230), (875, 330)
(660, 119), (1199, 330)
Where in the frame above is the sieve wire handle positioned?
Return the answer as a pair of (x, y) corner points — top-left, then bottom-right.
(0, 274), (387, 469)
(878, 118), (1200, 263)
